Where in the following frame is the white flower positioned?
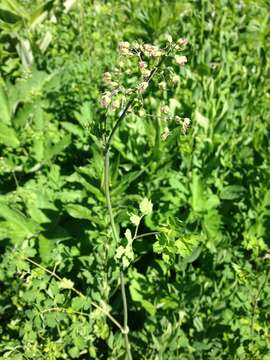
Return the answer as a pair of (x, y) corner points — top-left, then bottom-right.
(161, 127), (170, 141)
(118, 41), (130, 55)
(137, 82), (148, 94)
(102, 72), (111, 83)
(158, 82), (166, 91)
(175, 55), (188, 66)
(143, 44), (162, 57)
(100, 93), (111, 108)
(160, 105), (170, 114)
(181, 117), (191, 135)
(177, 38), (188, 46)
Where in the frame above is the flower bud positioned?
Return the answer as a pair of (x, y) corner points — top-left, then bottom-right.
(100, 93), (111, 108)
(138, 109), (145, 117)
(160, 105), (170, 114)
(158, 82), (166, 91)
(137, 82), (148, 93)
(103, 72), (112, 83)
(171, 75), (180, 85)
(181, 117), (191, 135)
(177, 38), (188, 46)
(161, 127), (170, 141)
(139, 61), (147, 69)
(175, 115), (182, 124)
(175, 55), (188, 66)
(118, 41), (130, 55)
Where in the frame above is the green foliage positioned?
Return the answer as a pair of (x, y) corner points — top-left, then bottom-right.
(1, 0), (270, 359)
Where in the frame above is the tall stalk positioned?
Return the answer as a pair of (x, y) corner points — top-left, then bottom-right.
(103, 45), (174, 359)
(104, 98), (134, 360)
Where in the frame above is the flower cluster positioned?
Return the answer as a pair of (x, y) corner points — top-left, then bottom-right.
(100, 37), (191, 137)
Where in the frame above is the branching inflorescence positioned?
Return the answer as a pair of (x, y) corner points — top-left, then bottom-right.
(101, 37), (190, 359)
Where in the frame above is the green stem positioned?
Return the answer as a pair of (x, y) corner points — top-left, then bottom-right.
(103, 46), (172, 359)
(104, 99), (134, 360)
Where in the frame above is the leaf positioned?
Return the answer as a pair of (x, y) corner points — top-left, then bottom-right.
(44, 134), (71, 160)
(65, 204), (92, 220)
(175, 234), (201, 258)
(191, 172), (205, 213)
(0, 84), (11, 124)
(139, 198), (153, 215)
(220, 185), (246, 200)
(39, 235), (55, 264)
(59, 278), (74, 289)
(0, 202), (39, 238)
(129, 281), (155, 316)
(0, 123), (20, 147)
(195, 110), (209, 132)
(130, 214), (141, 226)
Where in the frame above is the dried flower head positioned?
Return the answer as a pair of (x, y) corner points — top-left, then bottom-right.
(137, 82), (148, 94)
(139, 61), (147, 69)
(103, 72), (112, 83)
(100, 93), (111, 108)
(160, 105), (170, 114)
(161, 127), (170, 141)
(171, 75), (180, 85)
(181, 117), (191, 135)
(143, 44), (162, 57)
(118, 41), (130, 55)
(175, 115), (182, 124)
(138, 109), (145, 117)
(175, 55), (188, 66)
(158, 82), (166, 91)
(112, 99), (121, 110)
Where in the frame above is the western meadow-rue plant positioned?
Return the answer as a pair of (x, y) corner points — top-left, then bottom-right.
(101, 36), (190, 359)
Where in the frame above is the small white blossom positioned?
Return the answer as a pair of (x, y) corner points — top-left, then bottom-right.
(139, 61), (147, 69)
(102, 72), (112, 83)
(118, 41), (130, 55)
(161, 127), (170, 141)
(171, 75), (180, 84)
(100, 93), (111, 108)
(181, 117), (191, 135)
(160, 105), (170, 114)
(143, 44), (162, 57)
(137, 82), (148, 94)
(175, 55), (188, 66)
(177, 38), (188, 46)
(158, 82), (166, 91)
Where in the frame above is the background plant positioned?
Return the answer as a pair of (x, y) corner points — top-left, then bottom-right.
(0, 0), (270, 359)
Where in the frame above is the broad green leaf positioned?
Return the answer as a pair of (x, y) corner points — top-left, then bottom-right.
(0, 123), (20, 147)
(44, 134), (71, 161)
(195, 110), (209, 132)
(59, 278), (74, 289)
(129, 281), (155, 316)
(39, 235), (55, 264)
(175, 234), (201, 258)
(220, 185), (246, 200)
(0, 202), (39, 237)
(65, 204), (92, 220)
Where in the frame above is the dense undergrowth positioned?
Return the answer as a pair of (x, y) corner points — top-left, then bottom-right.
(0, 0), (270, 359)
